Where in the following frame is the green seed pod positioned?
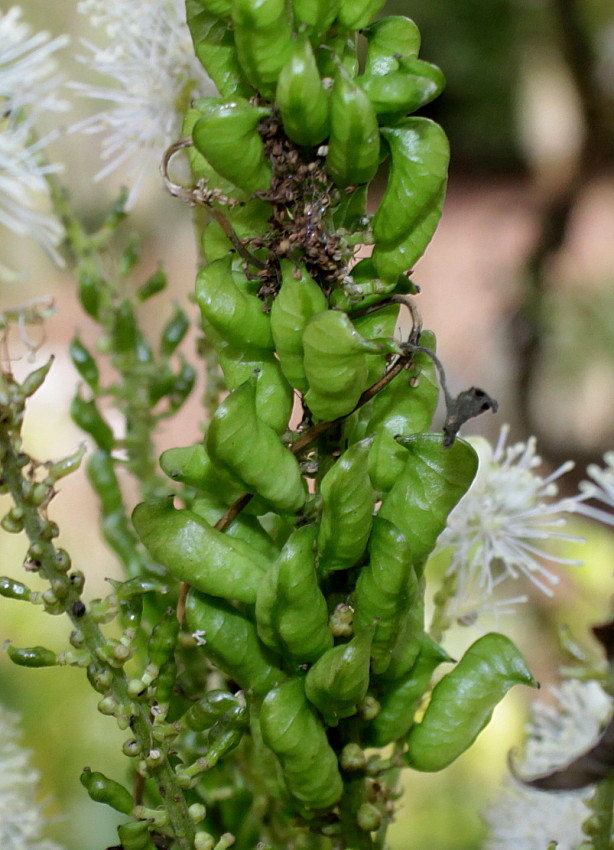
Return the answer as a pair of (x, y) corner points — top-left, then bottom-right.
(376, 578), (425, 682)
(371, 183), (447, 281)
(293, 0), (341, 41)
(159, 443), (245, 505)
(305, 626), (374, 726)
(0, 577), (31, 601)
(269, 261), (327, 393)
(148, 608), (180, 670)
(405, 633), (537, 772)
(352, 517), (416, 675)
(186, 2), (252, 98)
(326, 63), (380, 188)
(167, 356), (197, 413)
(192, 495), (279, 561)
(132, 498), (268, 603)
(69, 337), (99, 392)
(160, 305), (189, 358)
(359, 55), (445, 118)
(111, 298), (138, 354)
(206, 376), (306, 513)
(6, 645), (57, 667)
(46, 443), (87, 484)
(19, 357), (53, 398)
(185, 589), (285, 694)
(80, 767), (133, 815)
(78, 269), (104, 319)
(362, 16), (421, 77)
(336, 0), (387, 30)
(317, 438), (376, 573)
(260, 678), (343, 809)
(192, 98), (272, 195)
(378, 434), (478, 570)
(193, 0), (232, 16)
(351, 302), (400, 383)
(201, 707), (247, 768)
(372, 119), (449, 246)
(117, 820), (156, 850)
(70, 390), (114, 452)
(231, 0), (294, 98)
(255, 525), (332, 663)
(196, 254), (274, 351)
(184, 690), (246, 731)
(86, 450), (122, 514)
(316, 31), (359, 79)
(101, 510), (142, 578)
(364, 633), (452, 747)
(276, 35), (329, 147)
(154, 658), (178, 710)
(302, 311), (391, 421)
(137, 267), (167, 302)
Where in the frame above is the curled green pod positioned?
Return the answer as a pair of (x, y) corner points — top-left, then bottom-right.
(359, 55), (445, 118)
(231, 0), (294, 98)
(373, 118), (449, 246)
(336, 0), (388, 30)
(378, 434), (478, 570)
(302, 311), (394, 421)
(0, 577), (31, 602)
(260, 678), (343, 809)
(70, 390), (114, 451)
(276, 35), (329, 147)
(317, 438), (376, 573)
(192, 495), (279, 561)
(137, 267), (167, 302)
(132, 498), (268, 603)
(193, 0), (232, 16)
(159, 443), (245, 505)
(69, 336), (99, 392)
(362, 16), (421, 77)
(86, 450), (123, 514)
(351, 301), (400, 384)
(365, 634), (452, 747)
(196, 254), (274, 351)
(305, 626), (374, 726)
(376, 578), (425, 682)
(185, 589), (285, 694)
(19, 357), (53, 398)
(200, 707), (247, 768)
(326, 63), (380, 188)
(7, 645), (57, 668)
(255, 525), (332, 663)
(148, 608), (180, 670)
(293, 0), (341, 41)
(186, 2), (252, 98)
(117, 820), (156, 850)
(352, 517), (415, 675)
(160, 305), (189, 358)
(184, 690), (247, 732)
(371, 183), (447, 281)
(206, 377), (306, 513)
(192, 98), (271, 195)
(270, 261), (327, 393)
(80, 768), (133, 815)
(405, 633), (537, 772)
(46, 443), (87, 484)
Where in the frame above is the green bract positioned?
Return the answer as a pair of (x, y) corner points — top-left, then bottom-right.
(405, 634), (537, 771)
(276, 35), (330, 147)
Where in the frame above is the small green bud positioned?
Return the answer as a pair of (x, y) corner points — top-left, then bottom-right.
(329, 603), (354, 637)
(122, 738), (140, 758)
(69, 571), (86, 592)
(30, 483), (50, 505)
(97, 695), (119, 716)
(1, 507), (25, 534)
(53, 549), (71, 572)
(189, 803), (207, 824)
(357, 695), (380, 721)
(46, 443), (87, 483)
(194, 833), (215, 850)
(340, 743), (367, 772)
(0, 577), (31, 601)
(20, 357), (53, 398)
(40, 521), (59, 540)
(357, 803), (382, 832)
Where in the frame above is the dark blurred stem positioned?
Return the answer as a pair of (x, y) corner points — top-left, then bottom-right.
(511, 0), (611, 455)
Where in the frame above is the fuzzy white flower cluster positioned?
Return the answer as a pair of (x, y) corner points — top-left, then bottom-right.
(437, 426), (583, 624)
(72, 0), (212, 205)
(0, 704), (64, 850)
(483, 679), (613, 850)
(0, 7), (68, 274)
(576, 452), (614, 527)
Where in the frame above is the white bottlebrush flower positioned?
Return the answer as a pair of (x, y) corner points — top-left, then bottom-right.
(0, 704), (64, 850)
(437, 425), (583, 623)
(72, 0), (212, 205)
(0, 7), (68, 272)
(575, 452), (614, 527)
(482, 679), (613, 850)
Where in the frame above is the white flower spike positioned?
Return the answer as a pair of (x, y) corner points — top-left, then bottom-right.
(437, 425), (583, 623)
(72, 0), (212, 206)
(483, 679), (613, 850)
(576, 451), (614, 527)
(0, 704), (64, 850)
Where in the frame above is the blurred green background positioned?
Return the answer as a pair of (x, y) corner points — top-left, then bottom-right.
(1, 1), (613, 848)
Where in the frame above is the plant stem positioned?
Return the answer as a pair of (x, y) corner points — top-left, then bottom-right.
(589, 777), (614, 850)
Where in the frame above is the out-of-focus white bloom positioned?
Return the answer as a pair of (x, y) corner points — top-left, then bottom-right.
(437, 425), (583, 623)
(575, 452), (614, 527)
(482, 679), (613, 850)
(0, 704), (64, 850)
(0, 7), (67, 274)
(72, 0), (212, 205)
